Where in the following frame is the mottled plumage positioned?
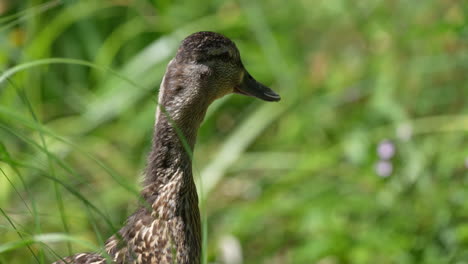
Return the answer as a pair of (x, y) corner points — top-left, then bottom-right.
(53, 31), (280, 264)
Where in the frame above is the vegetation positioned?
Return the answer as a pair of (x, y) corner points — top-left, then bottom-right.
(0, 0), (466, 263)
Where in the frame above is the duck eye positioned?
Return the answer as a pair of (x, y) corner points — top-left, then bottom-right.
(175, 85), (183, 93)
(216, 52), (230, 58)
(216, 52), (231, 61)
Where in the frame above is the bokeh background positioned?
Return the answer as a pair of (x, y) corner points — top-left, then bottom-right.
(0, 0), (467, 263)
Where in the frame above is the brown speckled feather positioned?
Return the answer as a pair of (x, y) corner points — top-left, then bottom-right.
(53, 253), (106, 264)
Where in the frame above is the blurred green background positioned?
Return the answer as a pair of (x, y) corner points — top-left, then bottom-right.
(0, 0), (467, 263)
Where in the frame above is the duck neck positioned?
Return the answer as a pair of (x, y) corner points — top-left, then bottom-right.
(143, 93), (208, 202)
(106, 83), (207, 264)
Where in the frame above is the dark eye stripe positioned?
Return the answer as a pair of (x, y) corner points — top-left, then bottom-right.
(199, 52), (232, 63)
(212, 51), (230, 58)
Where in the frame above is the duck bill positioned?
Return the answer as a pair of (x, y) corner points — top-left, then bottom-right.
(234, 71), (281, 102)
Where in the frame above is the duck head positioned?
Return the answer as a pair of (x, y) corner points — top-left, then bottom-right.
(161, 31), (280, 112)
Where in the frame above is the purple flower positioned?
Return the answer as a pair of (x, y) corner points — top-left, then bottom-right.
(377, 140), (395, 160)
(375, 160), (393, 178)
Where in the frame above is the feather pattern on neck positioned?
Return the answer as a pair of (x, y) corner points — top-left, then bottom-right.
(104, 59), (206, 264)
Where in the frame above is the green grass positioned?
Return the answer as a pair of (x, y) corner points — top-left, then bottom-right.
(1, 0), (467, 263)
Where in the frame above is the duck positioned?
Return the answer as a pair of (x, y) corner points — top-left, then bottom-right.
(53, 31), (280, 264)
